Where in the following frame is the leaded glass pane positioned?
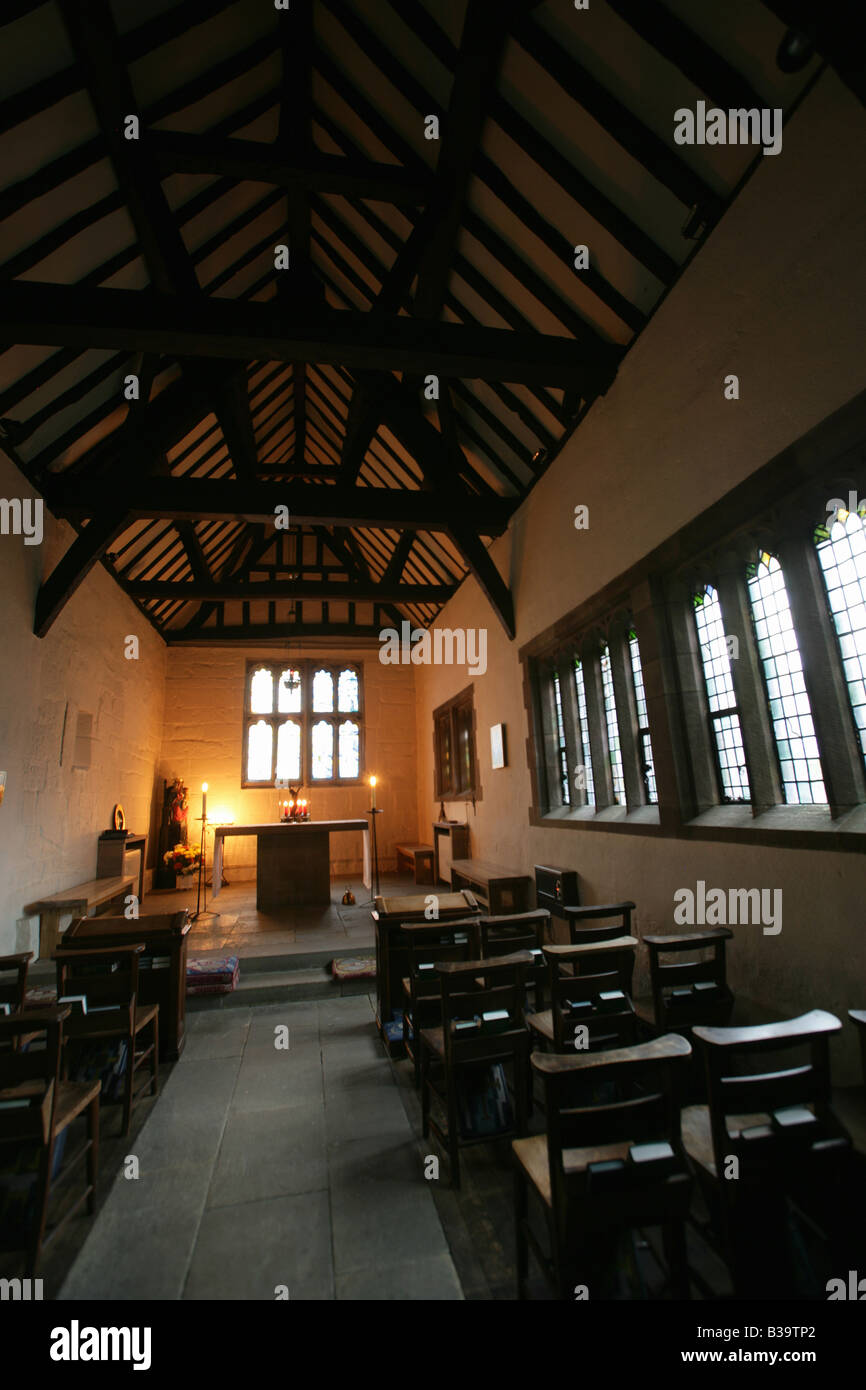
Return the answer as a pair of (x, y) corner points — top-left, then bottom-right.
(816, 507), (866, 771)
(311, 720), (334, 779)
(628, 632), (657, 804)
(600, 647), (626, 804)
(276, 720), (301, 782)
(552, 672), (570, 805)
(337, 668), (359, 713)
(747, 553), (827, 805)
(573, 659), (595, 807)
(338, 720), (360, 779)
(250, 667), (273, 714)
(312, 669), (334, 712)
(278, 668), (302, 713)
(694, 586), (751, 802)
(246, 719), (273, 781)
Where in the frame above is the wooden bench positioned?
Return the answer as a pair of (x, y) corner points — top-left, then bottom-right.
(23, 876), (135, 959)
(395, 842), (435, 885)
(449, 858), (531, 915)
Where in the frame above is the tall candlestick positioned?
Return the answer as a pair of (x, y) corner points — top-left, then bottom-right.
(370, 775), (376, 809)
(201, 782), (208, 820)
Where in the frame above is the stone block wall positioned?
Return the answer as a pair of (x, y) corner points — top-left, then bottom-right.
(159, 647), (418, 881)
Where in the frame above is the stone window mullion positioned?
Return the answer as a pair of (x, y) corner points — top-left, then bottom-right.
(536, 660), (565, 811)
(714, 559), (783, 814)
(665, 575), (720, 816)
(609, 623), (643, 809)
(556, 651), (583, 809)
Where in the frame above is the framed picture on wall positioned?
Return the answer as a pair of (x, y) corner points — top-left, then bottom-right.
(490, 724), (507, 770)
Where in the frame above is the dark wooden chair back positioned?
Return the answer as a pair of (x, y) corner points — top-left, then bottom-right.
(0, 1010), (66, 1144)
(692, 1010), (849, 1183)
(54, 945), (145, 1033)
(564, 901), (637, 944)
(435, 951), (534, 1068)
(543, 937), (638, 1052)
(644, 929), (734, 1031)
(0, 952), (33, 1015)
(480, 909), (549, 957)
(533, 1034), (692, 1238)
(403, 919), (481, 1002)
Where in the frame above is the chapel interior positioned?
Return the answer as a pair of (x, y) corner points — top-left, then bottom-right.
(0, 0), (865, 1306)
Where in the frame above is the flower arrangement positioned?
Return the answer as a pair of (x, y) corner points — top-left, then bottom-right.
(162, 844), (201, 875)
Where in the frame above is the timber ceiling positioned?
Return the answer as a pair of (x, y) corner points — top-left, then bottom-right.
(0, 0), (852, 646)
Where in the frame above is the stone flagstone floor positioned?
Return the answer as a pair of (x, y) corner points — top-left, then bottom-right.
(59, 994), (463, 1301)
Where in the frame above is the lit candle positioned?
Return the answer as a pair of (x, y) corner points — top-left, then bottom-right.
(370, 775), (376, 809)
(201, 782), (208, 820)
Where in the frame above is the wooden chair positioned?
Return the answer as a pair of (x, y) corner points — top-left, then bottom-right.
(0, 952), (33, 1015)
(636, 929), (734, 1036)
(480, 908), (550, 1008)
(563, 901), (637, 943)
(0, 1009), (100, 1276)
(400, 918), (481, 1088)
(54, 944), (159, 1137)
(682, 1010), (851, 1296)
(513, 1035), (693, 1299)
(420, 951), (533, 1188)
(527, 937), (639, 1055)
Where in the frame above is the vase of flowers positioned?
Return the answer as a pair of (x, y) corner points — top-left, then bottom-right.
(162, 844), (201, 877)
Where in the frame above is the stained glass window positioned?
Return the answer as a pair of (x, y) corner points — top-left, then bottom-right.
(747, 552), (827, 805)
(338, 720), (360, 779)
(815, 505), (866, 771)
(277, 668), (302, 713)
(694, 585), (751, 802)
(250, 667), (273, 714)
(246, 719), (273, 781)
(628, 630), (657, 804)
(600, 645), (626, 804)
(243, 662), (364, 785)
(552, 671), (570, 805)
(311, 720), (334, 779)
(337, 668), (360, 713)
(276, 720), (301, 782)
(573, 659), (595, 807)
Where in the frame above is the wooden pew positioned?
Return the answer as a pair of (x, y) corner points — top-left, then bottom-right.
(449, 858), (531, 914)
(24, 876), (135, 958)
(394, 842), (435, 884)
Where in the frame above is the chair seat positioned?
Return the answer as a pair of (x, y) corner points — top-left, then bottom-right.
(513, 1135), (553, 1205)
(55, 1079), (101, 1132)
(527, 1010), (554, 1042)
(64, 1003), (158, 1038)
(1, 1079), (102, 1136)
(513, 1133), (639, 1207)
(681, 1104), (776, 1178)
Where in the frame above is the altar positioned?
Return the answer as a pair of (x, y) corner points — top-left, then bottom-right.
(211, 820), (371, 910)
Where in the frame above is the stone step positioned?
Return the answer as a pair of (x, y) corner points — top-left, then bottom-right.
(186, 963), (374, 1011)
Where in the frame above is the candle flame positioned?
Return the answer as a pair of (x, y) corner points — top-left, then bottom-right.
(370, 776), (377, 787)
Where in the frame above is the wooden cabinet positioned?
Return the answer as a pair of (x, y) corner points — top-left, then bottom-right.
(432, 821), (470, 885)
(96, 832), (146, 904)
(62, 911), (191, 1060)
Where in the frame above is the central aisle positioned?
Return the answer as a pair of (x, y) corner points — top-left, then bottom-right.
(59, 995), (463, 1301)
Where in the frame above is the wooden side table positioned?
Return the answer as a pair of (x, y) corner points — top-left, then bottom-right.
(432, 821), (470, 885)
(96, 832), (147, 904)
